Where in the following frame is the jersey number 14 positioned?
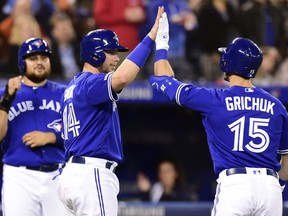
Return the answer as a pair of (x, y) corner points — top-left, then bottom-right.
(62, 103), (80, 140)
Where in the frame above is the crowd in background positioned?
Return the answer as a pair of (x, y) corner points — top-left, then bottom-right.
(0, 0), (288, 203)
(0, 0), (288, 85)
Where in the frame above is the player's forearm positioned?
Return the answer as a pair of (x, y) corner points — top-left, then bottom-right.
(154, 53), (174, 77)
(46, 132), (57, 144)
(112, 60), (139, 91)
(112, 36), (154, 91)
(0, 110), (8, 141)
(279, 154), (288, 181)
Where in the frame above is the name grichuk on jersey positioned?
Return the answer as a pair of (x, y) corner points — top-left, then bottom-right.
(0, 81), (66, 166)
(149, 76), (288, 177)
(61, 71), (124, 163)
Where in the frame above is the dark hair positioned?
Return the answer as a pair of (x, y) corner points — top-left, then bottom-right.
(156, 156), (186, 185)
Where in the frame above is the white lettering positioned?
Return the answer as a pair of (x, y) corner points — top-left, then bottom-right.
(8, 101), (34, 121)
(8, 99), (61, 121)
(225, 96), (275, 114)
(64, 85), (76, 102)
(244, 97), (251, 110)
(39, 99), (61, 112)
(234, 97), (241, 110)
(225, 97), (233, 111)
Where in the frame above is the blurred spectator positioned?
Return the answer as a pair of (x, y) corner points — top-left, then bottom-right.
(137, 157), (197, 202)
(1, 0), (55, 37)
(49, 12), (81, 81)
(93, 0), (146, 51)
(167, 0), (197, 81)
(274, 47), (288, 86)
(140, 0), (197, 81)
(238, 0), (287, 57)
(3, 13), (42, 77)
(185, 0), (202, 80)
(54, 0), (76, 15)
(252, 46), (281, 86)
(72, 0), (96, 38)
(0, 0), (34, 74)
(195, 0), (240, 82)
(53, 0), (96, 40)
(0, 1), (12, 69)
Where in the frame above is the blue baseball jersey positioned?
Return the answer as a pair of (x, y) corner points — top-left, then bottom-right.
(0, 81), (66, 166)
(61, 72), (124, 163)
(149, 76), (288, 176)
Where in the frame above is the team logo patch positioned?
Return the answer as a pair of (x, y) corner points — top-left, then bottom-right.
(245, 88), (254, 92)
(31, 39), (43, 48)
(113, 34), (120, 45)
(47, 119), (62, 132)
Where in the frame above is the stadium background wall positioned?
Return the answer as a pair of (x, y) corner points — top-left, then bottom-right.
(0, 80), (287, 215)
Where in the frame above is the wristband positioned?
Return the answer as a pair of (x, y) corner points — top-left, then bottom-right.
(0, 84), (16, 113)
(155, 49), (168, 62)
(127, 36), (154, 68)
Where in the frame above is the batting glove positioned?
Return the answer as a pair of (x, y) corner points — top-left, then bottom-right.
(0, 84), (16, 113)
(156, 12), (169, 50)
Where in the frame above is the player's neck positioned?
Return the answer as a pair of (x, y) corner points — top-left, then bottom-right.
(229, 75), (254, 88)
(82, 63), (100, 74)
(22, 77), (47, 87)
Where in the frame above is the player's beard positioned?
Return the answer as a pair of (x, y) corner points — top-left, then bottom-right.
(25, 69), (50, 83)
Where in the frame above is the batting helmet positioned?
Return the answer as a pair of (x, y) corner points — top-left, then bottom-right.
(18, 38), (52, 74)
(218, 37), (263, 79)
(80, 29), (128, 67)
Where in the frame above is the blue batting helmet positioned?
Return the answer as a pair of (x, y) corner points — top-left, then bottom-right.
(18, 38), (51, 74)
(80, 29), (128, 67)
(218, 37), (263, 79)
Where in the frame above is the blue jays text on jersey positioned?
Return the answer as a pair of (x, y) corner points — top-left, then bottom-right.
(149, 76), (288, 177)
(61, 72), (124, 163)
(0, 81), (66, 166)
(8, 98), (61, 121)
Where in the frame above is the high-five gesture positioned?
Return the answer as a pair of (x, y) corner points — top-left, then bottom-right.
(156, 12), (169, 50)
(148, 6), (164, 41)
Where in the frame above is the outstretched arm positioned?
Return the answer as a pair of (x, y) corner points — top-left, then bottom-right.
(154, 12), (174, 77)
(111, 6), (164, 92)
(148, 13), (187, 105)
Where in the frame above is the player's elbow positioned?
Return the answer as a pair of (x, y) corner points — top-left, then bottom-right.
(0, 131), (6, 142)
(111, 74), (131, 92)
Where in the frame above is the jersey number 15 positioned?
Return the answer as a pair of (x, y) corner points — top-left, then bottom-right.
(228, 116), (270, 153)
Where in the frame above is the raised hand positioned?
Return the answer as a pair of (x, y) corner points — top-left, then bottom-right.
(156, 12), (169, 50)
(148, 6), (164, 41)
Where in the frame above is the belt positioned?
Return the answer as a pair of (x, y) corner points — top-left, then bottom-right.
(71, 156), (116, 173)
(20, 164), (61, 172)
(225, 167), (278, 179)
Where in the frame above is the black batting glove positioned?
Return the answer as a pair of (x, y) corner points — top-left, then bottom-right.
(0, 84), (16, 113)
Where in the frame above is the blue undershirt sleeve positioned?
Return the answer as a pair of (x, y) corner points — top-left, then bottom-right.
(148, 75), (186, 104)
(127, 36), (154, 68)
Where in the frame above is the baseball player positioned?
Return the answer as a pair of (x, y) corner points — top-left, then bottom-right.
(57, 6), (164, 216)
(149, 12), (288, 216)
(0, 38), (68, 216)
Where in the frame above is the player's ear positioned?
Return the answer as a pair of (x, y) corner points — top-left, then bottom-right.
(93, 56), (100, 61)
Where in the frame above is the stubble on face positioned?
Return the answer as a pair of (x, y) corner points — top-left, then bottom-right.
(24, 55), (51, 83)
